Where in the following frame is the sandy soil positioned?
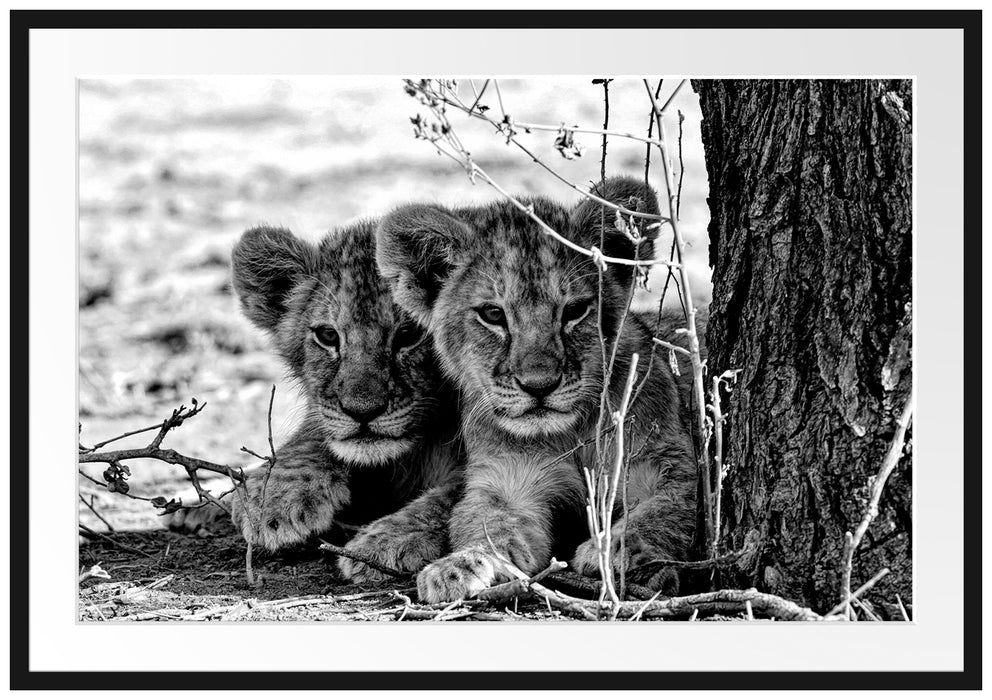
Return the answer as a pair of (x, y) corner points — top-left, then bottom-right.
(77, 77), (712, 619)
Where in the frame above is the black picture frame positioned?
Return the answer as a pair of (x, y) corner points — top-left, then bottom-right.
(9, 7), (982, 691)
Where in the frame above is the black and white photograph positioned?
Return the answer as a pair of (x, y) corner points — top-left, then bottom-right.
(75, 75), (914, 624)
(10, 7), (981, 689)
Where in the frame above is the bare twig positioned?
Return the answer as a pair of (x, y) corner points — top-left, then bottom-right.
(839, 388), (915, 618)
(78, 524), (152, 558)
(79, 420), (176, 453)
(318, 540), (409, 580)
(676, 110), (686, 219)
(627, 540), (759, 580)
(595, 354), (640, 606)
(419, 81), (671, 222)
(474, 559), (568, 602)
(236, 385), (280, 585)
(78, 401), (244, 485)
(542, 570), (655, 602)
(79, 446), (239, 479)
(895, 594), (911, 622)
(406, 80), (680, 270)
(827, 568), (891, 618)
(79, 494), (115, 532)
(527, 583), (819, 622)
(643, 79), (713, 548)
(241, 385), (279, 522)
(652, 337), (691, 357)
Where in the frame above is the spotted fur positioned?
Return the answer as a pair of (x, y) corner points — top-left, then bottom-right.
(377, 176), (697, 602)
(169, 221), (464, 584)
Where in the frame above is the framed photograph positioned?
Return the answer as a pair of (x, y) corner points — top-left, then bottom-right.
(10, 5), (981, 692)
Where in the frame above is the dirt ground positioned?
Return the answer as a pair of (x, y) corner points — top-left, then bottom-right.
(78, 522), (472, 622)
(77, 77), (712, 621)
(78, 521), (689, 622)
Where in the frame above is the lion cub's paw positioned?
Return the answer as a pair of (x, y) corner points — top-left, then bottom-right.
(231, 478), (336, 552)
(163, 487), (230, 534)
(338, 518), (446, 585)
(571, 530), (680, 596)
(416, 548), (500, 603)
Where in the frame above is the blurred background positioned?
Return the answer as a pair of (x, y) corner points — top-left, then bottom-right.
(78, 77), (711, 530)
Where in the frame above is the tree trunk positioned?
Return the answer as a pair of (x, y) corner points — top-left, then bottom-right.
(692, 80), (913, 617)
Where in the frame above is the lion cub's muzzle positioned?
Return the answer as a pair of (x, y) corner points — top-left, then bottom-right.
(514, 371), (563, 400)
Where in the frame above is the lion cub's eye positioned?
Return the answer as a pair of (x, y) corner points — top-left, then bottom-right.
(392, 322), (426, 351)
(311, 325), (340, 350)
(476, 304), (507, 327)
(562, 298), (592, 325)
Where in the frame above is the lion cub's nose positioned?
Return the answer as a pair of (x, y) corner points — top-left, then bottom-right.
(515, 372), (563, 400)
(339, 396), (388, 424)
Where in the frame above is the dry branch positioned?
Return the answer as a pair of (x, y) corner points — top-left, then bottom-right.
(474, 558), (568, 602)
(839, 388), (915, 618)
(78, 400), (243, 517)
(643, 79), (714, 548)
(828, 568), (890, 619)
(318, 540), (410, 581)
(78, 523), (152, 558)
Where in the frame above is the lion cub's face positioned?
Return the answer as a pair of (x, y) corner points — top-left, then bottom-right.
(430, 213), (604, 438)
(232, 221), (444, 465)
(377, 177), (659, 439)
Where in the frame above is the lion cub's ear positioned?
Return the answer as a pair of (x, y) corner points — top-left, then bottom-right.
(376, 204), (472, 325)
(571, 176), (662, 287)
(231, 226), (317, 332)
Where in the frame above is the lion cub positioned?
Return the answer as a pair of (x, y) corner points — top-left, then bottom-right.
(172, 221), (464, 583)
(377, 177), (697, 602)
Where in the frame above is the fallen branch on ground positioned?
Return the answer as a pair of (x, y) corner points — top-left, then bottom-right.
(532, 584), (820, 621)
(475, 558), (568, 602)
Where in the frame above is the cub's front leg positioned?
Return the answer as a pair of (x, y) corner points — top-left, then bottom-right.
(416, 455), (582, 603)
(571, 456), (696, 595)
(338, 482), (460, 584)
(230, 442), (351, 552)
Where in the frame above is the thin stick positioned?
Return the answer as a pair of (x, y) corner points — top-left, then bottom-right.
(245, 541), (255, 586)
(318, 541), (408, 580)
(252, 385), (279, 518)
(507, 120), (665, 148)
(534, 583), (819, 622)
(827, 568), (891, 618)
(474, 559), (567, 602)
(79, 421), (174, 453)
(659, 79), (688, 114)
(466, 78), (489, 115)
(628, 590), (663, 622)
(643, 79), (713, 547)
(79, 494), (115, 532)
(676, 110), (686, 219)
(598, 354), (640, 607)
(839, 388), (915, 618)
(78, 524), (152, 558)
(709, 375), (725, 556)
(895, 594), (911, 621)
(430, 138), (680, 268)
(652, 337), (691, 356)
(627, 542), (757, 579)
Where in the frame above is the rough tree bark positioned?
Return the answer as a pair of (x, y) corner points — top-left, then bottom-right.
(692, 80), (913, 617)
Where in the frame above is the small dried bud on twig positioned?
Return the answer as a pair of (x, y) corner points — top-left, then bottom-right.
(553, 125), (584, 159)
